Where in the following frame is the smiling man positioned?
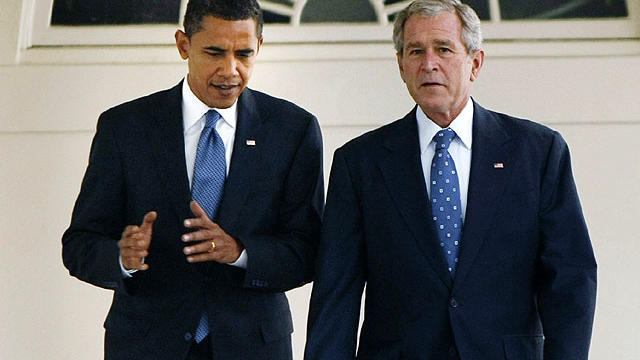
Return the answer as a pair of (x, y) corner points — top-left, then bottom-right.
(62, 1), (324, 359)
(305, 0), (596, 359)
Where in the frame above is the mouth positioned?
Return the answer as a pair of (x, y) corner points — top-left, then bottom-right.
(422, 81), (445, 88)
(212, 84), (239, 91)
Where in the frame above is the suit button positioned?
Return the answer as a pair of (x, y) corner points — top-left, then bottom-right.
(449, 346), (458, 357)
(449, 298), (458, 308)
(184, 332), (193, 341)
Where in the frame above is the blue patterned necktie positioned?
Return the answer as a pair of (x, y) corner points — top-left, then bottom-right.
(191, 109), (226, 343)
(430, 128), (463, 277)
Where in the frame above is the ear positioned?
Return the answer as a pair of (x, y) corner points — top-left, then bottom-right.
(256, 37), (264, 55)
(469, 49), (484, 82)
(396, 52), (406, 83)
(175, 30), (191, 60)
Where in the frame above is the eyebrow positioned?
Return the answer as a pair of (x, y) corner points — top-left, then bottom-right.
(236, 48), (255, 55)
(203, 46), (225, 52)
(405, 41), (424, 49)
(434, 39), (455, 47)
(202, 46), (254, 55)
(406, 39), (456, 48)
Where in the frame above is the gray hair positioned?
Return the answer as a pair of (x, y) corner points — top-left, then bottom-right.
(393, 0), (483, 55)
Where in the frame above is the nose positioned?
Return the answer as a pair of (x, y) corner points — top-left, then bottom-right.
(422, 50), (438, 72)
(218, 54), (239, 78)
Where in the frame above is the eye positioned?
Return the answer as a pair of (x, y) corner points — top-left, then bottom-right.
(236, 50), (254, 59)
(439, 47), (452, 53)
(409, 48), (424, 56)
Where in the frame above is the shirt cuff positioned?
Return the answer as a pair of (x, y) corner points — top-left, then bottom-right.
(119, 256), (140, 278)
(228, 249), (248, 269)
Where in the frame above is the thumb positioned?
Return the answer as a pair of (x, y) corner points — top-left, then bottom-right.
(140, 211), (157, 235)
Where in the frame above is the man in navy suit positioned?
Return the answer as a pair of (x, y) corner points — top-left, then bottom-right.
(62, 1), (323, 359)
(305, 0), (596, 359)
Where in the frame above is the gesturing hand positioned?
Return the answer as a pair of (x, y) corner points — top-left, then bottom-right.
(118, 211), (157, 271)
(182, 200), (243, 264)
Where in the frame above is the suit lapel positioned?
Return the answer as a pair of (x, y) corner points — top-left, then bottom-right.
(377, 109), (452, 289)
(215, 89), (264, 235)
(147, 82), (193, 223)
(452, 102), (515, 290)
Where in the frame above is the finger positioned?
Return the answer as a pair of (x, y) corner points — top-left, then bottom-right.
(186, 251), (216, 263)
(189, 200), (210, 220)
(184, 239), (217, 256)
(120, 226), (139, 243)
(134, 233), (152, 250)
(140, 211), (158, 234)
(118, 228), (141, 249)
(121, 225), (138, 238)
(120, 247), (148, 258)
(121, 233), (151, 250)
(186, 246), (237, 264)
(122, 257), (149, 271)
(183, 216), (209, 229)
(181, 228), (224, 243)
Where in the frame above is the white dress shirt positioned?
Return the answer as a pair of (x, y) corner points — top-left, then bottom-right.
(120, 78), (247, 277)
(417, 98), (473, 221)
(182, 79), (236, 183)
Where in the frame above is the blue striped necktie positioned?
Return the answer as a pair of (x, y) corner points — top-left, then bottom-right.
(191, 109), (226, 343)
(430, 128), (463, 277)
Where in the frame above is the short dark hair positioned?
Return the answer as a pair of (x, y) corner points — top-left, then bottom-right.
(183, 0), (264, 39)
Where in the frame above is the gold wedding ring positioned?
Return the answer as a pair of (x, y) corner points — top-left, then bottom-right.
(210, 240), (216, 252)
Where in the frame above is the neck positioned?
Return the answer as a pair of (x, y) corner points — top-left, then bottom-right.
(423, 97), (470, 128)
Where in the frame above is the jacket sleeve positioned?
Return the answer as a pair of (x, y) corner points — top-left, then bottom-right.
(537, 131), (597, 359)
(62, 113), (127, 291)
(305, 148), (366, 360)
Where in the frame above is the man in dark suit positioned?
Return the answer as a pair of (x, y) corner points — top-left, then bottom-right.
(305, 0), (596, 359)
(62, 1), (323, 359)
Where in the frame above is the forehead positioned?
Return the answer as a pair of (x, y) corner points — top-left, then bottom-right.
(193, 15), (258, 45)
(403, 12), (464, 46)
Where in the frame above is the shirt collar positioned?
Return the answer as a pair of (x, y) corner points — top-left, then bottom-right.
(182, 77), (238, 134)
(416, 98), (474, 154)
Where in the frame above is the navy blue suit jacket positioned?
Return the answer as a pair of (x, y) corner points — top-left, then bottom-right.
(62, 83), (324, 360)
(305, 101), (596, 360)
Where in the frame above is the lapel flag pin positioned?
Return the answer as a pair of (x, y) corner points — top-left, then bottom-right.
(493, 162), (504, 169)
(246, 139), (256, 146)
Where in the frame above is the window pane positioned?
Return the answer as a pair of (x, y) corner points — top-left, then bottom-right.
(463, 0), (490, 20)
(500, 0), (628, 20)
(301, 0), (377, 23)
(51, 0), (182, 25)
(385, 0), (491, 21)
(263, 10), (291, 24)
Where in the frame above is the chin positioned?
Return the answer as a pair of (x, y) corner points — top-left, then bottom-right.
(208, 100), (234, 109)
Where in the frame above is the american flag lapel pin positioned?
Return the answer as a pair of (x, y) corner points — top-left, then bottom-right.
(493, 162), (504, 169)
(246, 139), (256, 146)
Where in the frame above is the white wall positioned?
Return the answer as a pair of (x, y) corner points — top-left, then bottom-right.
(1, 1), (639, 359)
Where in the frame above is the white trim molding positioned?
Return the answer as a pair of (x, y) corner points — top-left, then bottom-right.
(17, 0), (640, 64)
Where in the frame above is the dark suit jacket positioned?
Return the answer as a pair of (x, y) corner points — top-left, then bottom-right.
(305, 101), (596, 360)
(62, 82), (324, 360)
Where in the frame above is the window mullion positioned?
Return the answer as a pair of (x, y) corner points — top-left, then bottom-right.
(489, 0), (502, 22)
(291, 0), (309, 27)
(179, 0), (188, 27)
